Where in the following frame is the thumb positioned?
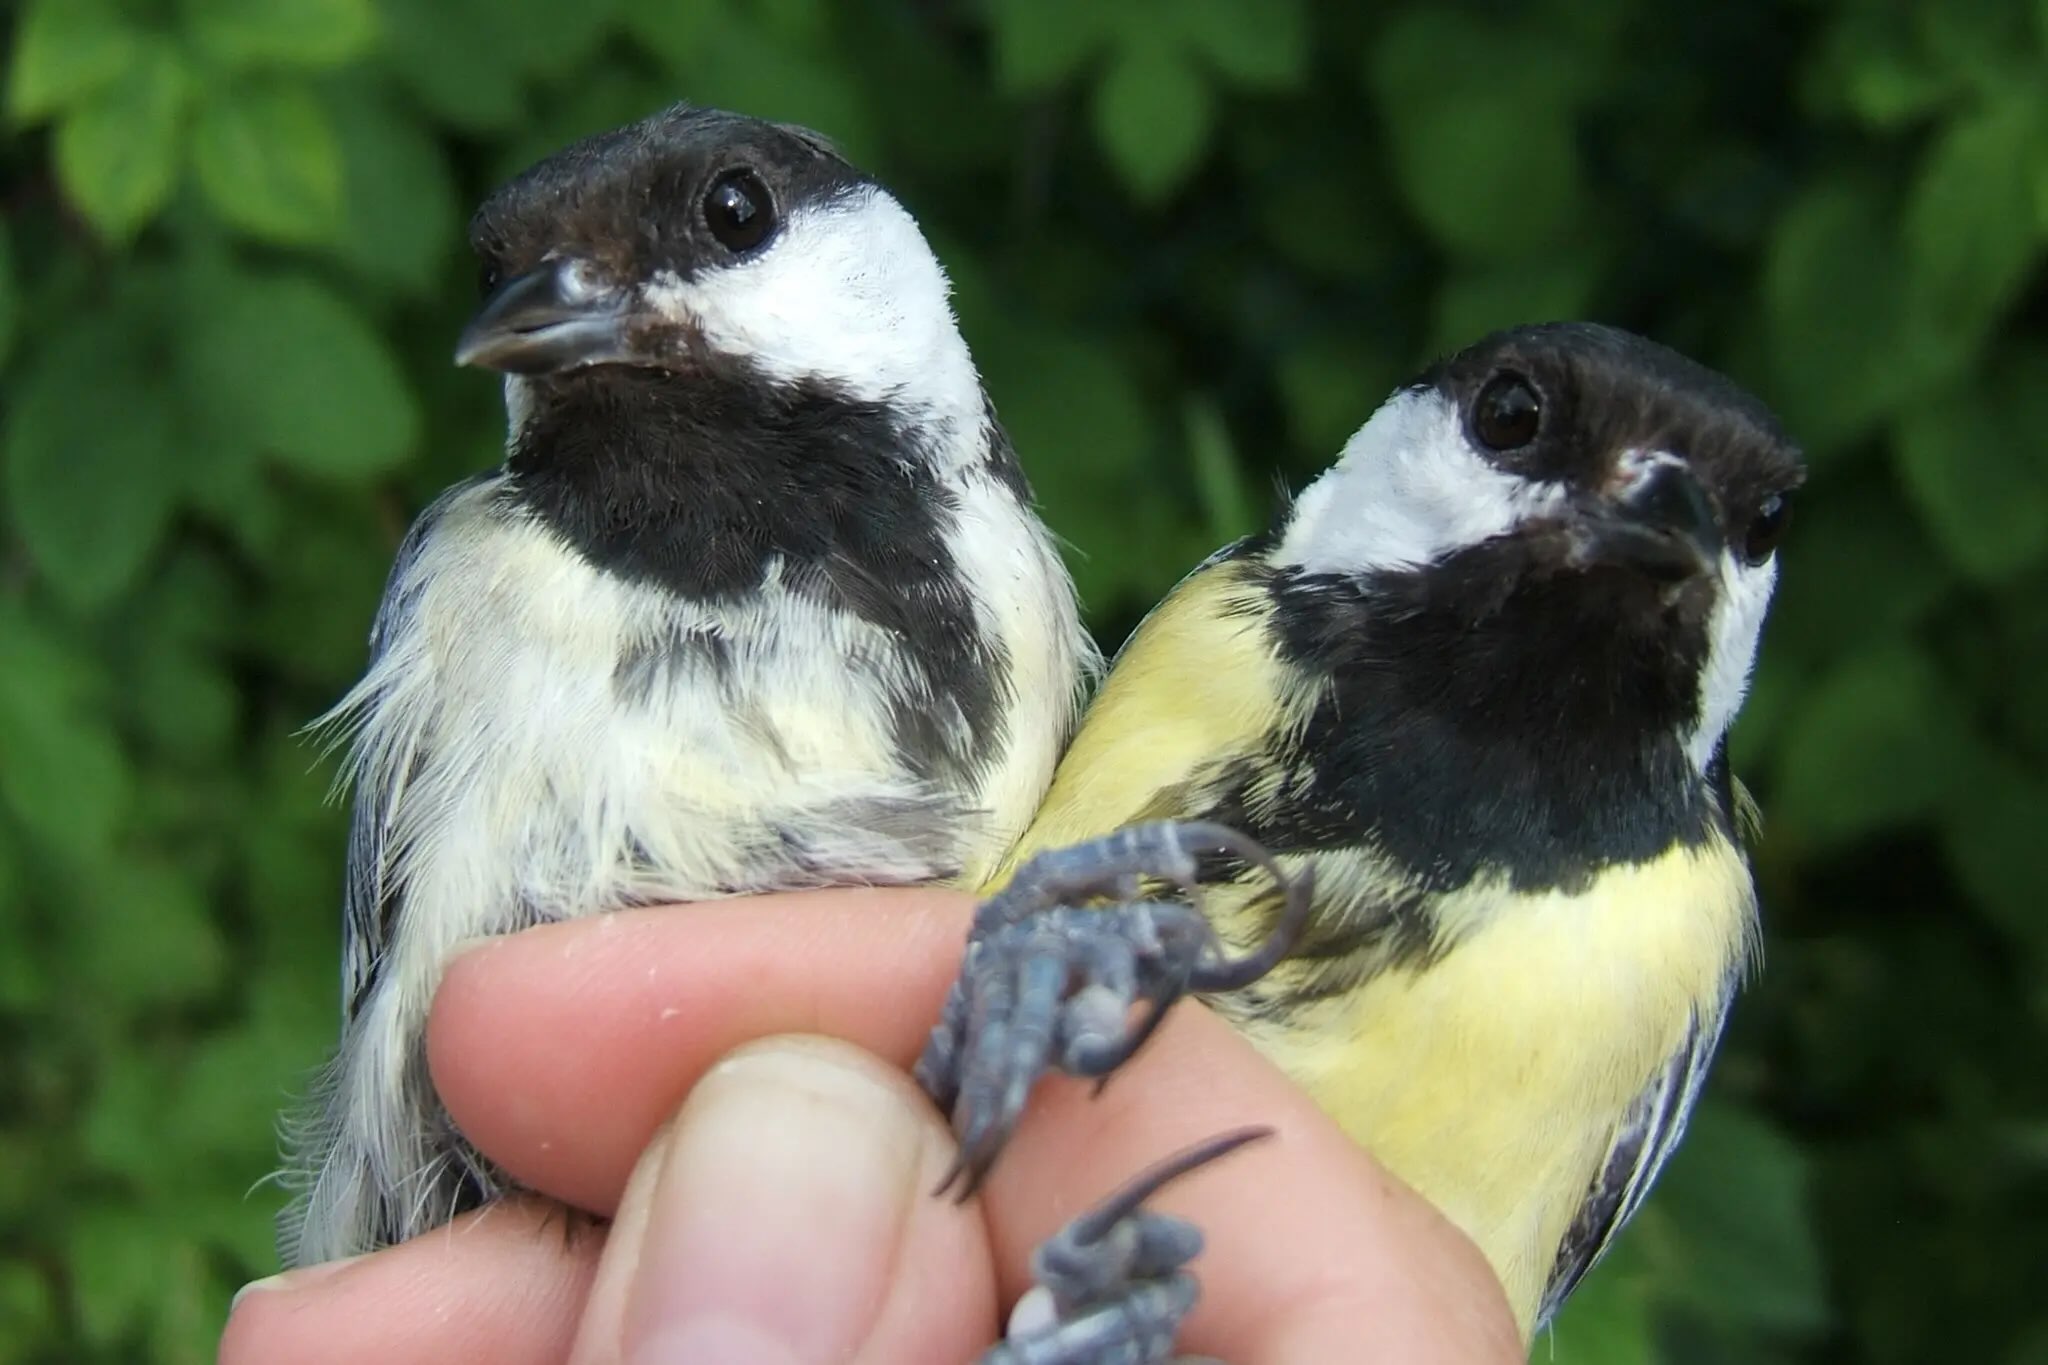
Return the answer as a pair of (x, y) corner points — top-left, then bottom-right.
(567, 1035), (996, 1365)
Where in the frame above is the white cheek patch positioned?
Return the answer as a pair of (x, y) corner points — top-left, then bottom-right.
(1688, 553), (1776, 771)
(641, 186), (983, 431)
(1274, 389), (1566, 574)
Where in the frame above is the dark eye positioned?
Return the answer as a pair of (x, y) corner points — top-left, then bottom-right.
(704, 168), (775, 252)
(1472, 372), (1542, 452)
(1743, 492), (1793, 565)
(477, 257), (504, 299)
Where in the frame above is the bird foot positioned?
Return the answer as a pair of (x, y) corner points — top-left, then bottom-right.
(913, 820), (1312, 1198)
(975, 1128), (1272, 1365)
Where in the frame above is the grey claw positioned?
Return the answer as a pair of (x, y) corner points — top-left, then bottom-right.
(975, 1128), (1274, 1365)
(916, 822), (1309, 1196)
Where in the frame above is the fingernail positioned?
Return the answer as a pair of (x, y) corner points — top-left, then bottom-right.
(621, 1038), (927, 1365)
(228, 1254), (366, 1313)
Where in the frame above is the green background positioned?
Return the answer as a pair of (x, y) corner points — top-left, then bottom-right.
(3, 0), (2044, 1360)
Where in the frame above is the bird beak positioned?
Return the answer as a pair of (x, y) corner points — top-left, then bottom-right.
(454, 259), (639, 375)
(1567, 456), (1722, 582)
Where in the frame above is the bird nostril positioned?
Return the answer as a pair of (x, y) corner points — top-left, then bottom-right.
(1617, 461), (1721, 555)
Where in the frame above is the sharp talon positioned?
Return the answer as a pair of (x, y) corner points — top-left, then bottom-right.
(922, 821), (1309, 1233)
(976, 1128), (1273, 1363)
(1070, 1127), (1274, 1244)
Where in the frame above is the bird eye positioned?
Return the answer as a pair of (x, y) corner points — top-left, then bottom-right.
(703, 168), (775, 252)
(477, 258), (504, 299)
(1471, 373), (1542, 452)
(1743, 492), (1793, 565)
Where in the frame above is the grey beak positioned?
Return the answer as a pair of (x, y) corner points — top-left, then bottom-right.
(454, 260), (637, 375)
(1571, 463), (1722, 582)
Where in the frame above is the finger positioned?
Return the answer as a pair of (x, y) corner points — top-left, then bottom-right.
(217, 1197), (597, 1365)
(567, 1036), (995, 1365)
(977, 1004), (1524, 1364)
(428, 890), (972, 1212)
(429, 893), (1521, 1361)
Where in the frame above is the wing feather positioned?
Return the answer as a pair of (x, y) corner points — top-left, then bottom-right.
(325, 472), (498, 1020)
(1536, 971), (1735, 1327)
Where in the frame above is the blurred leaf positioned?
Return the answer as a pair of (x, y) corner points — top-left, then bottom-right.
(1760, 478), (1951, 667)
(1431, 254), (1602, 355)
(496, 0), (619, 79)
(1762, 177), (1962, 454)
(376, 0), (525, 131)
(82, 1049), (178, 1184)
(1276, 332), (1401, 459)
(185, 0), (379, 69)
(1903, 96), (2043, 348)
(1807, 11), (1959, 128)
(0, 221), (15, 367)
(1772, 643), (1973, 846)
(1184, 398), (1261, 544)
(1547, 1249), (1658, 1363)
(1639, 1103), (1826, 1331)
(0, 1261), (56, 1362)
(2, 316), (180, 609)
(0, 607), (129, 859)
(674, 10), (879, 163)
(1941, 759), (2048, 960)
(129, 637), (239, 763)
(1893, 368), (2048, 583)
(748, 0), (828, 45)
(190, 82), (344, 245)
(184, 269), (419, 477)
(166, 1002), (326, 1169)
(50, 37), (188, 242)
(1092, 39), (1213, 202)
(6, 0), (140, 122)
(322, 85), (459, 296)
(1912, 3), (2037, 99)
(986, 0), (1118, 92)
(70, 858), (227, 1007)
(1246, 156), (1397, 281)
(1370, 10), (1590, 258)
(1175, 0), (1307, 89)
(616, 0), (721, 70)
(64, 1202), (206, 1351)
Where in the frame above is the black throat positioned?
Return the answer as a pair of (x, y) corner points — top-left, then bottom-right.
(503, 362), (1012, 787)
(1245, 545), (1726, 894)
(507, 364), (962, 601)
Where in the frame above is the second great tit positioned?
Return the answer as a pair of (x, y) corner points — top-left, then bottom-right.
(924, 321), (1804, 1340)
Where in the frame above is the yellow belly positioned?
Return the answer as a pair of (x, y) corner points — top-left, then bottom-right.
(1227, 842), (1753, 1333)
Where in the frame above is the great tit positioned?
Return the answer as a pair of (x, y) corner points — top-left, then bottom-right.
(926, 322), (1804, 1340)
(280, 104), (1092, 1267)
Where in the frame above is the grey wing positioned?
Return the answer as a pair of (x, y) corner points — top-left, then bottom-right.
(1535, 974), (1735, 1329)
(336, 472), (499, 1022)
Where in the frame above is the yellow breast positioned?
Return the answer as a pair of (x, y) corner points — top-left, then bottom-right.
(1231, 842), (1753, 1334)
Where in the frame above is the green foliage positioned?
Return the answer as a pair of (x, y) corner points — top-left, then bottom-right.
(2, 0), (2044, 1360)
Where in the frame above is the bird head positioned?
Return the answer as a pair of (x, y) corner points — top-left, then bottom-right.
(1274, 322), (1806, 772)
(455, 104), (980, 428)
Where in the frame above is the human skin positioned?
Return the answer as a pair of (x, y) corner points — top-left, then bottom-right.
(218, 890), (1522, 1364)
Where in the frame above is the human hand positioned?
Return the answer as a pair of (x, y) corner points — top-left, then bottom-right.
(219, 890), (1521, 1363)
